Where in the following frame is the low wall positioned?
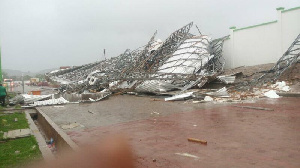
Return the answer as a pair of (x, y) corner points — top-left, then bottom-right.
(222, 6), (300, 69)
(35, 107), (78, 153)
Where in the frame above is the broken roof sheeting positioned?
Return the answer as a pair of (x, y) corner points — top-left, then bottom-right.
(137, 22), (194, 73)
(46, 23), (228, 94)
(134, 35), (214, 94)
(157, 36), (212, 74)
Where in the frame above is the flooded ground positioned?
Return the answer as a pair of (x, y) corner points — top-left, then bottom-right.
(39, 95), (300, 168)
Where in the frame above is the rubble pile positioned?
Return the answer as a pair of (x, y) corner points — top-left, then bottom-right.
(45, 22), (300, 103)
(46, 22), (228, 95)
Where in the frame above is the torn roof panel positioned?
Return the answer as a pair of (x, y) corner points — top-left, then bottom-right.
(157, 36), (212, 75)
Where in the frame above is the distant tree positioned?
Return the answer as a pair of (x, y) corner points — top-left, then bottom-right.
(10, 76), (17, 81)
(15, 76), (22, 81)
(35, 74), (45, 80)
(23, 75), (32, 81)
(2, 71), (8, 79)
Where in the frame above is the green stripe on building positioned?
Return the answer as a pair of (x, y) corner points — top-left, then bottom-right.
(282, 6), (300, 13)
(233, 20), (277, 32)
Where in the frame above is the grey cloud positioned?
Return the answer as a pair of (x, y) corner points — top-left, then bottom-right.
(0, 0), (299, 72)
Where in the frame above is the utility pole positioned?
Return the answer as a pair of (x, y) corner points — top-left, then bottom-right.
(22, 73), (24, 94)
(104, 49), (106, 60)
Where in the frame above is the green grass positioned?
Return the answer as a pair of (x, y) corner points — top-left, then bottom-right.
(7, 92), (17, 99)
(14, 105), (22, 109)
(0, 113), (42, 167)
(0, 113), (29, 136)
(0, 136), (42, 168)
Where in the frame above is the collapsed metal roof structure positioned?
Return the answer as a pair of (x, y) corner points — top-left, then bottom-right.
(46, 22), (229, 94)
(256, 33), (300, 84)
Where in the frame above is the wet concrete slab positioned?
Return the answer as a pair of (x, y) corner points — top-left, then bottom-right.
(39, 95), (222, 129)
(40, 96), (300, 168)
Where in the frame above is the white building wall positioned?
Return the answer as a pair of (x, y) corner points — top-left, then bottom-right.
(222, 6), (300, 69)
(222, 38), (232, 69)
(281, 9), (300, 54)
(233, 22), (278, 67)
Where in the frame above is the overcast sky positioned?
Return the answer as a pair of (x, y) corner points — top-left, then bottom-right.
(0, 0), (299, 72)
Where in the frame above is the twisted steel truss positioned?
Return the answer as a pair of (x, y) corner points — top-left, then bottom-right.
(47, 23), (228, 94)
(256, 33), (300, 84)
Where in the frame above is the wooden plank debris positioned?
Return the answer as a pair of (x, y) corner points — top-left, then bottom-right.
(187, 138), (207, 145)
(233, 105), (274, 111)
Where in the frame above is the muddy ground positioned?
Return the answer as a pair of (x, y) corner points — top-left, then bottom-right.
(40, 95), (300, 168)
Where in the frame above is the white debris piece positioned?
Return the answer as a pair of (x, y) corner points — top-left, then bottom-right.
(165, 92), (194, 101)
(264, 90), (280, 98)
(207, 87), (229, 97)
(175, 153), (200, 159)
(109, 81), (119, 88)
(136, 80), (179, 93)
(158, 36), (212, 74)
(51, 77), (71, 85)
(217, 75), (236, 84)
(204, 96), (213, 102)
(152, 111), (160, 115)
(3, 129), (31, 139)
(61, 123), (81, 130)
(49, 69), (60, 74)
(31, 97), (69, 106)
(271, 81), (290, 92)
(22, 94), (52, 104)
(149, 39), (163, 51)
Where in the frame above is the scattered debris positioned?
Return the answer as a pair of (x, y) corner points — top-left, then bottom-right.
(41, 28), (299, 104)
(165, 92), (194, 101)
(187, 138), (207, 145)
(175, 153), (200, 159)
(217, 74), (236, 84)
(9, 94), (51, 105)
(30, 97), (69, 106)
(271, 81), (290, 92)
(233, 105), (274, 111)
(88, 110), (95, 114)
(264, 90), (280, 98)
(151, 111), (160, 115)
(3, 129), (31, 139)
(47, 138), (57, 153)
(207, 87), (229, 97)
(204, 96), (213, 102)
(61, 123), (81, 130)
(46, 23), (228, 96)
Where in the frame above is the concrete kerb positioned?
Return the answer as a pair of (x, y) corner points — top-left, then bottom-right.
(25, 111), (55, 160)
(277, 92), (300, 97)
(34, 107), (79, 153)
